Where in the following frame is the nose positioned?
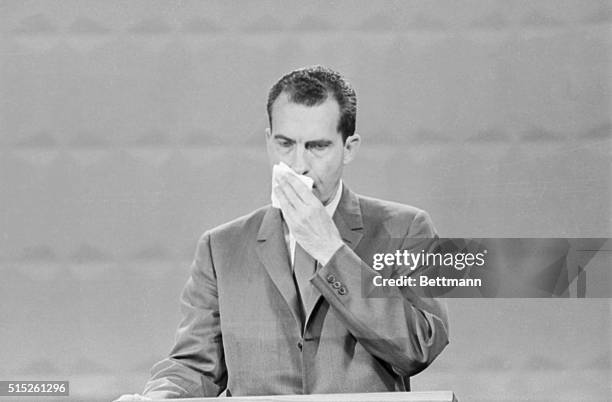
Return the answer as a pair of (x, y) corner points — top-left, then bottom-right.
(290, 145), (309, 175)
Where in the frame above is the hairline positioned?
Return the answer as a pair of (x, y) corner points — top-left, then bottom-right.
(268, 90), (347, 143)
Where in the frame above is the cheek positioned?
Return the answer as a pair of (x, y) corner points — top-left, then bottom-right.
(315, 159), (342, 184)
(266, 145), (285, 165)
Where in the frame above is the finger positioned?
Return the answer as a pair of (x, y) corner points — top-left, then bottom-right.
(276, 177), (306, 209)
(273, 183), (297, 212)
(280, 173), (314, 203)
(274, 185), (307, 236)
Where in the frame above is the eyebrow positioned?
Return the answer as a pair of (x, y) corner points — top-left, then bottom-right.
(305, 140), (333, 147)
(273, 134), (294, 142)
(273, 134), (333, 147)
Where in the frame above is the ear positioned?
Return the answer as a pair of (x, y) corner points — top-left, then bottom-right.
(265, 128), (276, 166)
(265, 128), (273, 150)
(342, 133), (361, 165)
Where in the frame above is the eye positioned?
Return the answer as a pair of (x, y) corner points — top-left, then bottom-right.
(309, 143), (329, 151)
(276, 139), (293, 148)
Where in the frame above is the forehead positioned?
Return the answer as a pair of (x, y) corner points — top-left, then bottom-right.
(271, 93), (341, 138)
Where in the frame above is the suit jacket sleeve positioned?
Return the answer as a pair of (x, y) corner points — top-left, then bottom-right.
(312, 209), (449, 377)
(143, 232), (227, 399)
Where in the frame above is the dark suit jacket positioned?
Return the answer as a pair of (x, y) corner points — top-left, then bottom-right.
(143, 186), (449, 398)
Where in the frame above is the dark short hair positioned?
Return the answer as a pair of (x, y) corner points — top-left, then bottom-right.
(267, 66), (357, 142)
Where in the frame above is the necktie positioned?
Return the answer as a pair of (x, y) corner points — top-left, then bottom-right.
(293, 243), (317, 319)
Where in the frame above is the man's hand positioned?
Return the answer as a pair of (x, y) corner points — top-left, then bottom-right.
(113, 394), (151, 402)
(273, 173), (344, 265)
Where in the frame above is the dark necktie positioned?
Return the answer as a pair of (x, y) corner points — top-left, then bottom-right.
(293, 243), (317, 318)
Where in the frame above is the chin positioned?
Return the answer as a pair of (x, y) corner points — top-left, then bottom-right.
(312, 189), (325, 202)
(318, 192), (333, 205)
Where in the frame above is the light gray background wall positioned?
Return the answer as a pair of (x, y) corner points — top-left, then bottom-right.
(0, 1), (610, 401)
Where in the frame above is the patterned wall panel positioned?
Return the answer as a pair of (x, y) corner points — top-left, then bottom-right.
(1, 1), (610, 401)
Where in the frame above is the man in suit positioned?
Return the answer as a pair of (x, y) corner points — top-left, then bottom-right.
(116, 66), (449, 400)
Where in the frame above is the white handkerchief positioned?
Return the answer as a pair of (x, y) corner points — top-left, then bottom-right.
(271, 162), (314, 208)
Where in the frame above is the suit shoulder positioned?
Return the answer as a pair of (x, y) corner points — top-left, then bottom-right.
(358, 194), (425, 221)
(201, 205), (268, 242)
(357, 195), (436, 237)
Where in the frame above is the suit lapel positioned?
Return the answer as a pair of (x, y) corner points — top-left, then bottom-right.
(255, 187), (365, 333)
(255, 206), (303, 329)
(332, 185), (364, 249)
(304, 185), (364, 327)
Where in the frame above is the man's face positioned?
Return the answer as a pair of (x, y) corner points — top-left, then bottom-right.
(266, 92), (359, 205)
